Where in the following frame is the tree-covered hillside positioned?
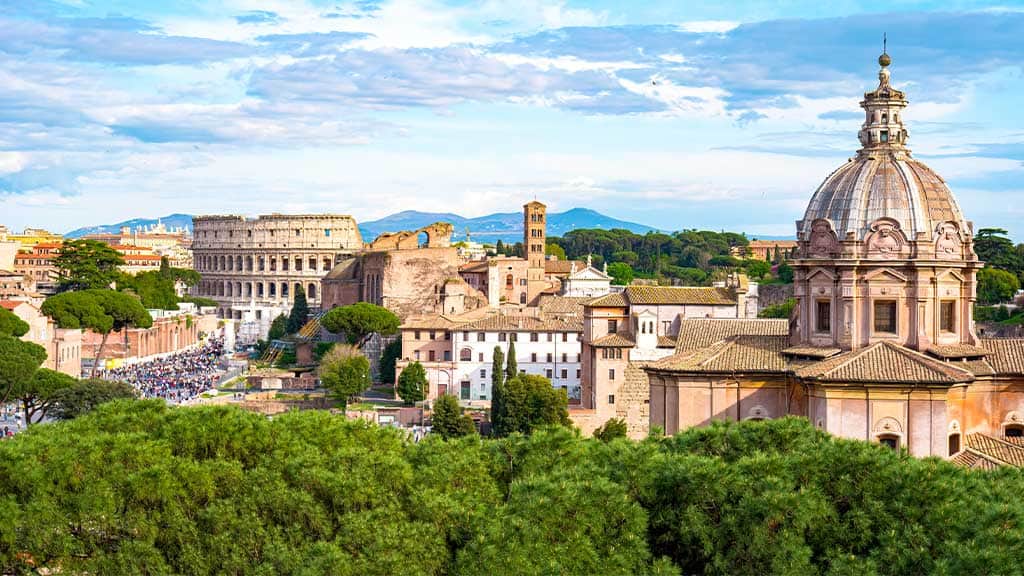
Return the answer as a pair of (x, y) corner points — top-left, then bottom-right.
(1, 401), (1022, 575)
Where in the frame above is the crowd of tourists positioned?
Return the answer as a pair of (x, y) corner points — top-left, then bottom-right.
(98, 338), (226, 403)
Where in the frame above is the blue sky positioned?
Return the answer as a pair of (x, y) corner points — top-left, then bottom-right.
(2, 1), (1024, 238)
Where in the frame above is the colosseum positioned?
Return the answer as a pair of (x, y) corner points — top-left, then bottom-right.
(191, 214), (363, 330)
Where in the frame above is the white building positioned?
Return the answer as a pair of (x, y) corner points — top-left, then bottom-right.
(560, 256), (613, 298)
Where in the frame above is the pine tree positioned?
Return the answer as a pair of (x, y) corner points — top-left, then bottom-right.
(506, 339), (518, 380)
(490, 346), (505, 436)
(495, 239), (505, 255)
(287, 284), (309, 334)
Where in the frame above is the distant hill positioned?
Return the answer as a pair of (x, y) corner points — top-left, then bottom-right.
(359, 207), (660, 244)
(65, 213), (194, 238)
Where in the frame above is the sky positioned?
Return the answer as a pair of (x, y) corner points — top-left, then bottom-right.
(2, 1), (1024, 238)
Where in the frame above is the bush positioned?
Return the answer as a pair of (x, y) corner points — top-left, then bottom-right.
(758, 298), (796, 319)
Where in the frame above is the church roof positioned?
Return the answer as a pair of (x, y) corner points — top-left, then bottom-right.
(586, 292), (627, 307)
(794, 341), (975, 385)
(927, 343), (990, 359)
(537, 295), (589, 316)
(675, 318), (789, 352)
(625, 286), (735, 306)
(458, 315), (582, 333)
(979, 339), (1024, 375)
(544, 259), (585, 275)
(950, 434), (1024, 469)
(650, 335), (790, 374)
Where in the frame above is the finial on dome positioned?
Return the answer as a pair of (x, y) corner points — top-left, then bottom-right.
(878, 33), (891, 67)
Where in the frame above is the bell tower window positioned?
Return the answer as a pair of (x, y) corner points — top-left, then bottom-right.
(940, 301), (956, 333)
(816, 301), (831, 333)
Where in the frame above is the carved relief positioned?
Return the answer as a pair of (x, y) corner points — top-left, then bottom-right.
(934, 222), (962, 260)
(865, 218), (906, 259)
(808, 219), (838, 256)
(873, 416), (903, 434)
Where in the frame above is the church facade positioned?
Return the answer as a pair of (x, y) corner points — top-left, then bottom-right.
(647, 51), (1024, 462)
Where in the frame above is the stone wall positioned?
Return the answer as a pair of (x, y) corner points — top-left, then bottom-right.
(758, 284), (794, 310)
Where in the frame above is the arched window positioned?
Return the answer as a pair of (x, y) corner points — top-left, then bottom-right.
(948, 433), (961, 456)
(878, 435), (900, 450)
(519, 292), (527, 304)
(506, 274), (513, 289)
(308, 283), (317, 299)
(460, 348), (472, 362)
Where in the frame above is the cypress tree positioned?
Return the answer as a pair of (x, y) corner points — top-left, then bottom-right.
(506, 339), (518, 380)
(287, 285), (309, 334)
(491, 346), (505, 436)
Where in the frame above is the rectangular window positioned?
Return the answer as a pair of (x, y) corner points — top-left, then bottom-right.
(563, 333), (569, 342)
(477, 332), (485, 342)
(546, 369), (553, 378)
(461, 382), (470, 400)
(480, 369), (486, 378)
(443, 351), (451, 361)
(941, 301), (956, 332)
(547, 333), (553, 342)
(499, 333), (507, 342)
(560, 369), (567, 379)
(547, 353), (553, 362)
(530, 333), (539, 342)
(444, 332), (451, 341)
(428, 350), (435, 362)
(576, 369), (581, 378)
(325, 229), (331, 237)
(816, 301), (831, 333)
(609, 369), (616, 380)
(478, 353), (484, 362)
(414, 351), (420, 360)
(607, 319), (617, 334)
(874, 301), (897, 333)
(531, 353), (537, 362)
(463, 331), (469, 341)
(510, 333), (518, 342)
(880, 130), (889, 142)
(562, 353), (568, 363)
(414, 331), (421, 340)
(608, 394), (615, 404)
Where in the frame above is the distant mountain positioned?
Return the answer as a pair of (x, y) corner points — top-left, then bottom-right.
(359, 208), (660, 244)
(65, 213), (194, 238)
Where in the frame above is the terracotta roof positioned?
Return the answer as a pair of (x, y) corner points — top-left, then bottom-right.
(591, 333), (636, 348)
(960, 359), (996, 377)
(950, 449), (1002, 470)
(459, 260), (489, 273)
(586, 292), (627, 307)
(781, 346), (842, 359)
(953, 434), (1024, 468)
(624, 285), (736, 306)
(657, 335), (676, 348)
(0, 300), (23, 310)
(980, 339), (1024, 376)
(537, 295), (588, 316)
(544, 260), (584, 275)
(400, 315), (462, 330)
(748, 240), (798, 248)
(795, 341), (975, 385)
(649, 335), (789, 374)
(15, 253), (54, 260)
(676, 318), (789, 352)
(927, 343), (989, 359)
(458, 315), (582, 333)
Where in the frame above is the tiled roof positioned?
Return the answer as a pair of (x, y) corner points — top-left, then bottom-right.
(586, 292), (627, 307)
(624, 285), (736, 306)
(544, 260), (584, 275)
(0, 300), (24, 311)
(458, 260), (489, 273)
(675, 318), (789, 352)
(400, 315), (462, 330)
(649, 335), (789, 374)
(960, 359), (996, 377)
(949, 449), (1002, 470)
(781, 346), (842, 359)
(657, 335), (676, 348)
(954, 434), (1024, 468)
(458, 315), (582, 333)
(591, 333), (636, 348)
(748, 240), (798, 248)
(795, 341), (975, 385)
(927, 343), (989, 359)
(537, 295), (588, 316)
(980, 339), (1024, 376)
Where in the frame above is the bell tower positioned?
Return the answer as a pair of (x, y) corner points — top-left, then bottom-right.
(524, 201), (546, 305)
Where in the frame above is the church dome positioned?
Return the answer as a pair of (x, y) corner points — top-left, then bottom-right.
(798, 52), (968, 241)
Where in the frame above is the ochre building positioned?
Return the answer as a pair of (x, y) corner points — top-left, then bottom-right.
(646, 51), (1024, 462)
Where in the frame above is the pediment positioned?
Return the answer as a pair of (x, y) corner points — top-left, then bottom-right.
(806, 267), (837, 282)
(863, 267), (908, 283)
(935, 268), (965, 283)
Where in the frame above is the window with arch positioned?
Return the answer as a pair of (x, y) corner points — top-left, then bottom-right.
(878, 435), (900, 450)
(459, 348), (472, 362)
(948, 433), (961, 456)
(505, 274), (513, 289)
(308, 283), (317, 299)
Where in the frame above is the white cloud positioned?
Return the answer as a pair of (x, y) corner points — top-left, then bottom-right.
(0, 152), (26, 174)
(677, 20), (740, 34)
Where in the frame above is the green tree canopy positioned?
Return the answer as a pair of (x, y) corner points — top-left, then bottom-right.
(490, 345), (506, 436)
(287, 284), (310, 334)
(495, 374), (570, 436)
(978, 267), (1020, 305)
(319, 344), (371, 411)
(42, 289), (153, 376)
(52, 239), (124, 291)
(758, 298), (796, 319)
(321, 302), (401, 345)
(49, 379), (137, 420)
(744, 259), (771, 280)
(267, 313), (288, 341)
(0, 335), (47, 405)
(975, 228), (1021, 271)
(431, 394), (477, 439)
(776, 261), (794, 284)
(0, 307), (29, 337)
(593, 418), (629, 442)
(505, 340), (518, 381)
(545, 243), (566, 260)
(607, 262), (634, 285)
(379, 339), (402, 384)
(11, 368), (76, 425)
(397, 360), (427, 406)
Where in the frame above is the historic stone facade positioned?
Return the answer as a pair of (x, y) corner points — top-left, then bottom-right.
(191, 214), (363, 327)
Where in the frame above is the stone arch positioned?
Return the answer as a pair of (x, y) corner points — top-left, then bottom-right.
(1004, 411), (1024, 437)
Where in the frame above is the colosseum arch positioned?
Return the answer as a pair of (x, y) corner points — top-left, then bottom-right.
(367, 222), (454, 251)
